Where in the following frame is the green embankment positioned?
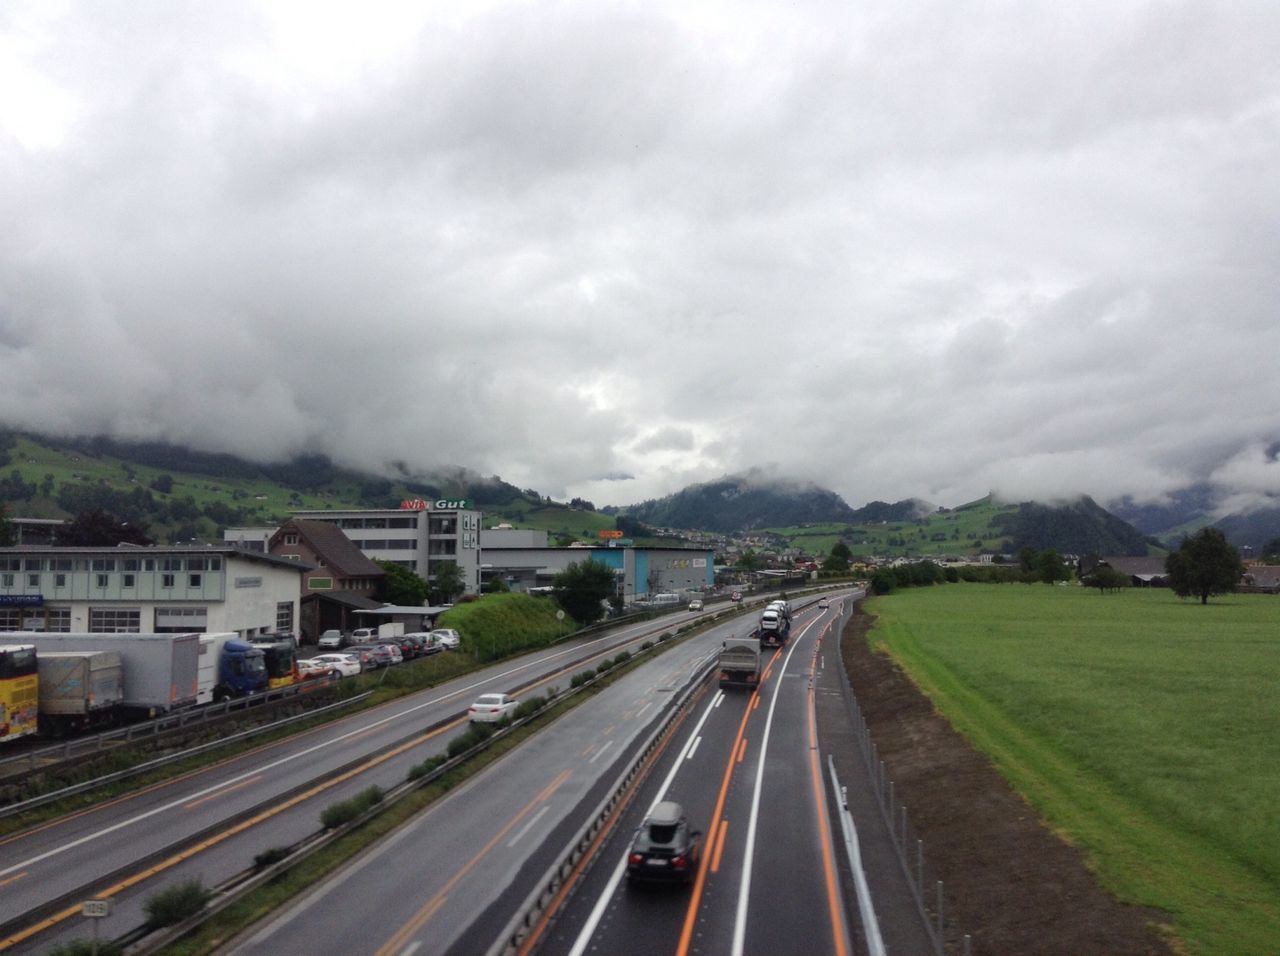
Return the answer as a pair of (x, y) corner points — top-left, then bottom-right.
(867, 584), (1280, 956)
(438, 592), (577, 662)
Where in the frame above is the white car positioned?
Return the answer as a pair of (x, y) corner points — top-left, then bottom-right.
(818, 599), (830, 609)
(431, 628), (461, 650)
(306, 653), (363, 678)
(468, 693), (518, 723)
(688, 599), (703, 611)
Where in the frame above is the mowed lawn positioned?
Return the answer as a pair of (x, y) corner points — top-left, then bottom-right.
(866, 584), (1279, 956)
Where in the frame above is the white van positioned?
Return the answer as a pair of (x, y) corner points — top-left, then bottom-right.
(349, 628), (377, 644)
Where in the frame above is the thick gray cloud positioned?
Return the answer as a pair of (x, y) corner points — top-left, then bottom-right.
(2, 1), (1278, 513)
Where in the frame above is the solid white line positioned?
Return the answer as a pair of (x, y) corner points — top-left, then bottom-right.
(507, 805), (551, 848)
(686, 735), (702, 760)
(635, 700), (653, 720)
(731, 622), (810, 956)
(566, 690), (723, 956)
(828, 758), (885, 956)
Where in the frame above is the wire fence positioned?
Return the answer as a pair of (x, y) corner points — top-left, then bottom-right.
(833, 599), (973, 956)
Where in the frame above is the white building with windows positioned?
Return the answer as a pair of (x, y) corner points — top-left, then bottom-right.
(291, 499), (482, 594)
(0, 546), (306, 636)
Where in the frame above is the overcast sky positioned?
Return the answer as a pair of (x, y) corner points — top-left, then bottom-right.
(2, 1), (1278, 514)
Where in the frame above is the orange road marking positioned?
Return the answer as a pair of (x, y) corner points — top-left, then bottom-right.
(182, 774), (262, 810)
(751, 694), (761, 711)
(807, 665), (849, 956)
(676, 686), (758, 956)
(711, 819), (729, 873)
(736, 738), (748, 763)
(0, 872), (27, 889)
(0, 717), (468, 952)
(375, 768), (573, 956)
(515, 683), (707, 956)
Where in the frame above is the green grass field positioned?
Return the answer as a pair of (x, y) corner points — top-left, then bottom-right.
(866, 584), (1280, 955)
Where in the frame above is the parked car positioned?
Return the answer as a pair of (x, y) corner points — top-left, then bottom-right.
(688, 599), (703, 611)
(431, 628), (461, 650)
(398, 633), (427, 658)
(372, 641), (404, 665)
(340, 645), (376, 670)
(297, 658), (330, 680)
(358, 643), (393, 668)
(306, 653), (362, 678)
(626, 801), (702, 885)
(317, 629), (345, 649)
(406, 632), (443, 655)
(350, 628), (378, 644)
(468, 693), (518, 723)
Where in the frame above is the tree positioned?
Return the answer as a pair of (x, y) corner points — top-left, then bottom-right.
(552, 559), (616, 625)
(1165, 528), (1244, 605)
(0, 503), (14, 546)
(1081, 565), (1130, 594)
(377, 561), (430, 606)
(738, 549), (763, 572)
(429, 561), (468, 605)
(59, 508), (153, 546)
(1034, 550), (1070, 584)
(149, 473), (174, 494)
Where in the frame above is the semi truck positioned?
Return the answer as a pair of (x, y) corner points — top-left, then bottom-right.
(718, 636), (761, 690)
(198, 633), (269, 704)
(246, 635), (298, 689)
(2, 632), (201, 717)
(33, 650), (125, 735)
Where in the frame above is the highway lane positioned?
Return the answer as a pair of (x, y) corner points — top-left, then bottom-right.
(0, 610), (709, 952)
(537, 602), (857, 956)
(227, 617), (742, 956)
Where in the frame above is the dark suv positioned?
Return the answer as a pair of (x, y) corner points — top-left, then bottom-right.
(626, 801), (702, 885)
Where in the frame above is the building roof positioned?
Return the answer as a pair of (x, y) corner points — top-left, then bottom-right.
(301, 590), (385, 611)
(1099, 556), (1169, 580)
(272, 519), (385, 579)
(0, 544), (311, 573)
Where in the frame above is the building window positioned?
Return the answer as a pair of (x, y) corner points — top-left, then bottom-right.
(363, 539), (387, 550)
(276, 601), (293, 633)
(122, 574), (135, 588)
(389, 517), (415, 528)
(365, 517), (387, 528)
(284, 533), (299, 545)
(25, 558), (44, 571)
(96, 574), (109, 588)
(429, 517), (457, 536)
(0, 558), (19, 572)
(189, 573), (202, 588)
(309, 576), (333, 590)
(209, 557), (222, 571)
(387, 539), (414, 550)
(90, 607), (141, 633)
(155, 607), (208, 633)
(45, 606), (71, 632)
(122, 559), (140, 572)
(1, 573), (12, 587)
(429, 540), (458, 556)
(162, 573), (176, 588)
(161, 558), (183, 572)
(187, 557), (207, 571)
(92, 559), (116, 572)
(55, 573), (67, 588)
(52, 558), (73, 572)
(0, 609), (20, 629)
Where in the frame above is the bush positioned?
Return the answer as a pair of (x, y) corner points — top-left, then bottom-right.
(320, 785), (384, 830)
(408, 754), (448, 781)
(48, 942), (124, 956)
(143, 877), (213, 928)
(640, 640), (654, 650)
(659, 631), (673, 642)
(514, 695), (544, 720)
(253, 846), (291, 869)
(612, 650), (632, 666)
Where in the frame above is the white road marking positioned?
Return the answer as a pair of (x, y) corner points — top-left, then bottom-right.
(507, 805), (551, 848)
(732, 621), (810, 956)
(566, 690), (723, 956)
(589, 740), (615, 765)
(686, 736), (702, 760)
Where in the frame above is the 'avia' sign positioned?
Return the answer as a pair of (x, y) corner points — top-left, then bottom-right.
(399, 499), (474, 511)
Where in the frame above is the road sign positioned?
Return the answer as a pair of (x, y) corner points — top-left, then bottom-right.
(82, 899), (113, 918)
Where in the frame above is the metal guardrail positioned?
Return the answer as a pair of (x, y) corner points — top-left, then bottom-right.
(0, 680), (334, 778)
(0, 691), (371, 820)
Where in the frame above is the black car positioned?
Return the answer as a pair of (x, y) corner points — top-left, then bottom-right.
(626, 801), (702, 885)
